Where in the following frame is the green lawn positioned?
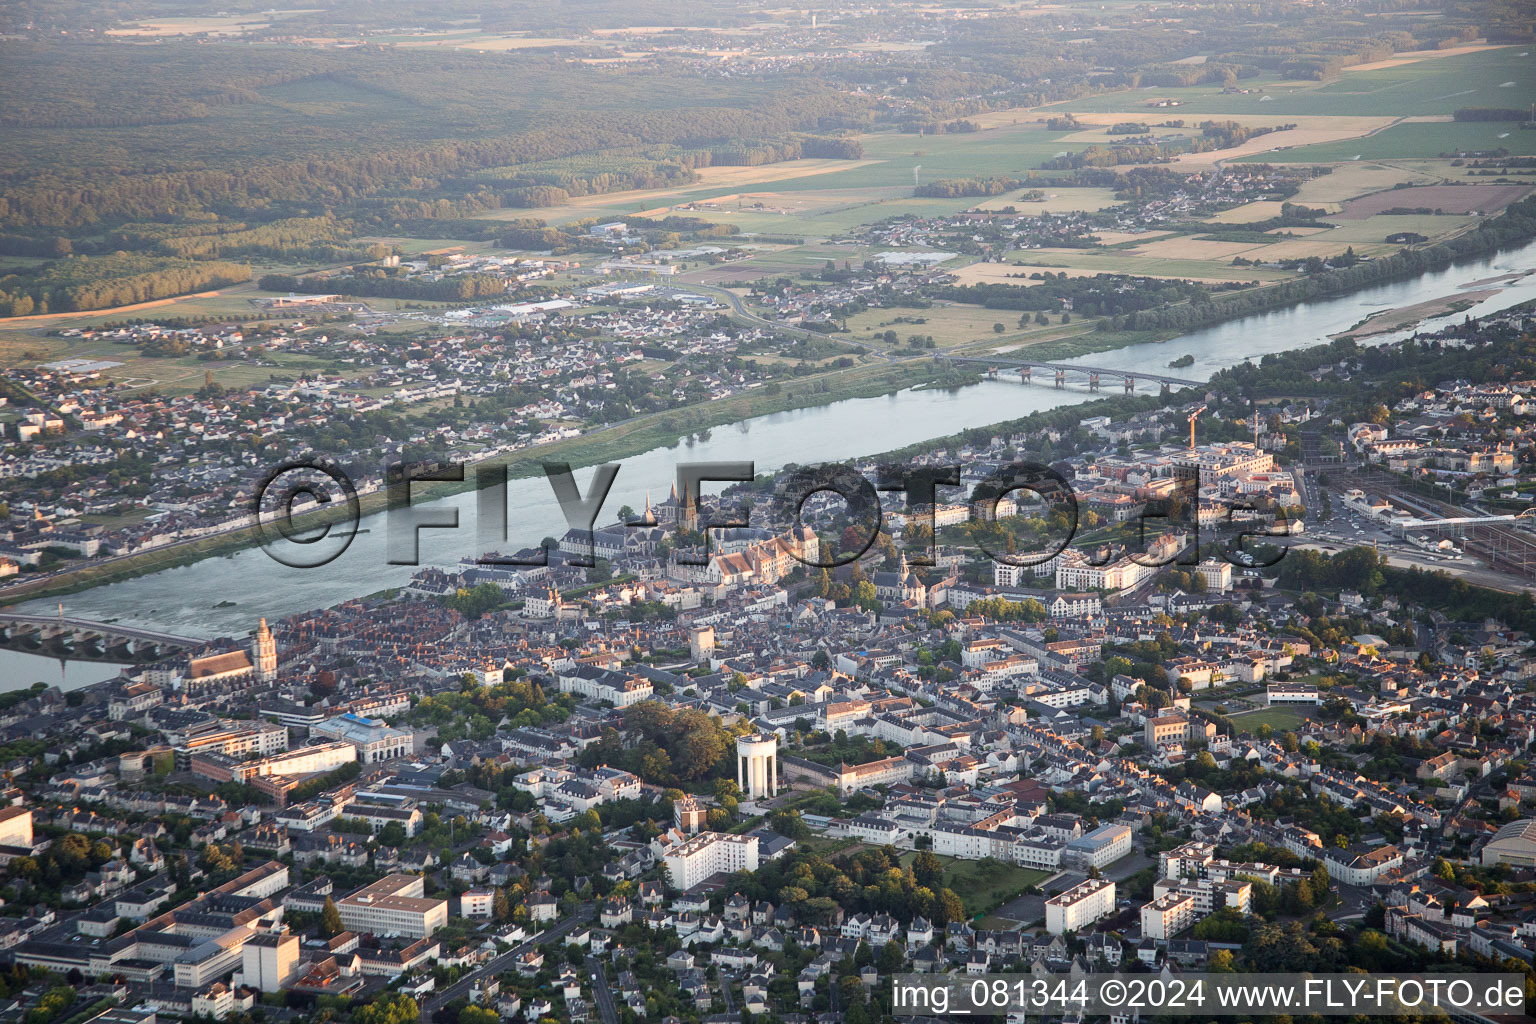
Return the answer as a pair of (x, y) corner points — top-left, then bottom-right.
(901, 852), (1052, 917)
(1230, 705), (1312, 733)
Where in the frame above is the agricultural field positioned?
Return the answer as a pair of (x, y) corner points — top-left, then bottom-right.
(1332, 183), (1533, 217)
(1240, 120), (1536, 162)
(0, 326), (345, 398)
(639, 189), (984, 239)
(970, 187), (1125, 214)
(1035, 46), (1530, 120)
(998, 250), (1286, 284)
(839, 304), (1088, 351)
(105, 11), (314, 36)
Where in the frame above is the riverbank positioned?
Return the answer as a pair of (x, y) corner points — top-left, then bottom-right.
(1332, 291), (1491, 339)
(0, 352), (956, 607)
(9, 230), (1536, 611)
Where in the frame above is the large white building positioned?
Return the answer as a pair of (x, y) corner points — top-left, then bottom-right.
(336, 873), (448, 938)
(1140, 892), (1198, 941)
(174, 720), (289, 765)
(1322, 843), (1403, 885)
(556, 666), (654, 707)
(1055, 553), (1153, 594)
(1196, 558), (1232, 594)
(1065, 823), (1133, 871)
(0, 807), (33, 849)
(1045, 877), (1116, 936)
(1152, 876), (1252, 916)
(193, 739), (356, 785)
(240, 931), (299, 992)
(1484, 819), (1536, 867)
(1267, 682), (1320, 706)
(663, 832), (759, 890)
(1173, 442), (1274, 488)
(312, 713), (414, 763)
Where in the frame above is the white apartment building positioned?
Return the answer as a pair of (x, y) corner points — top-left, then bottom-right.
(1196, 558), (1232, 593)
(240, 931), (299, 992)
(1065, 823), (1134, 871)
(1045, 877), (1116, 936)
(1152, 876), (1252, 916)
(1140, 892), (1198, 941)
(556, 666), (654, 707)
(663, 832), (760, 890)
(175, 721), (289, 764)
(461, 889), (495, 919)
(1055, 553), (1153, 594)
(0, 807), (32, 848)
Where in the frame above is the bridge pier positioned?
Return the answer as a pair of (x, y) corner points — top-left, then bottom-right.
(1020, 367), (1030, 383)
(1054, 369), (1065, 389)
(1088, 373), (1100, 391)
(0, 612), (202, 665)
(1124, 376), (1135, 393)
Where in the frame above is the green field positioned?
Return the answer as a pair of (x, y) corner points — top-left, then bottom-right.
(901, 851), (1052, 917)
(1231, 705), (1312, 733)
(1238, 120), (1536, 162)
(1038, 47), (1531, 119)
(645, 192), (989, 239)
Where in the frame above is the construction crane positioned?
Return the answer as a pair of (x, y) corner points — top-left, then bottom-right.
(1187, 404), (1206, 449)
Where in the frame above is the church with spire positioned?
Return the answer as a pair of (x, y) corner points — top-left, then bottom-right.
(253, 618), (278, 683)
(873, 552), (927, 606)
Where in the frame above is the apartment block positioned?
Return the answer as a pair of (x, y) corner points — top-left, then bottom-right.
(1045, 877), (1116, 936)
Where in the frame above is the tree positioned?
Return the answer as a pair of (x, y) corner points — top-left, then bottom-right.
(912, 850), (943, 890)
(353, 994), (419, 1024)
(320, 896), (343, 938)
(493, 888), (511, 922)
(934, 887), (965, 926)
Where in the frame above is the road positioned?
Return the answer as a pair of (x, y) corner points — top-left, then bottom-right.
(585, 954), (620, 1024)
(685, 282), (890, 359)
(422, 906), (593, 1018)
(719, 968), (737, 1014)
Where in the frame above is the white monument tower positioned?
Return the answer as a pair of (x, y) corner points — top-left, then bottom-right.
(737, 734), (778, 801)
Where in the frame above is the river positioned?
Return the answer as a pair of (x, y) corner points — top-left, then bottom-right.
(6, 238), (1536, 688)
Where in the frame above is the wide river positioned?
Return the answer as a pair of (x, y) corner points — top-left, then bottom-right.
(8, 239), (1536, 688)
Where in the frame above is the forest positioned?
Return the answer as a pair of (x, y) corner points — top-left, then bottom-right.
(933, 273), (1221, 317)
(0, 254), (252, 316)
(914, 177), (1040, 199)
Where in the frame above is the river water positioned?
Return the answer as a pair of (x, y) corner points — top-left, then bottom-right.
(7, 239), (1536, 688)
